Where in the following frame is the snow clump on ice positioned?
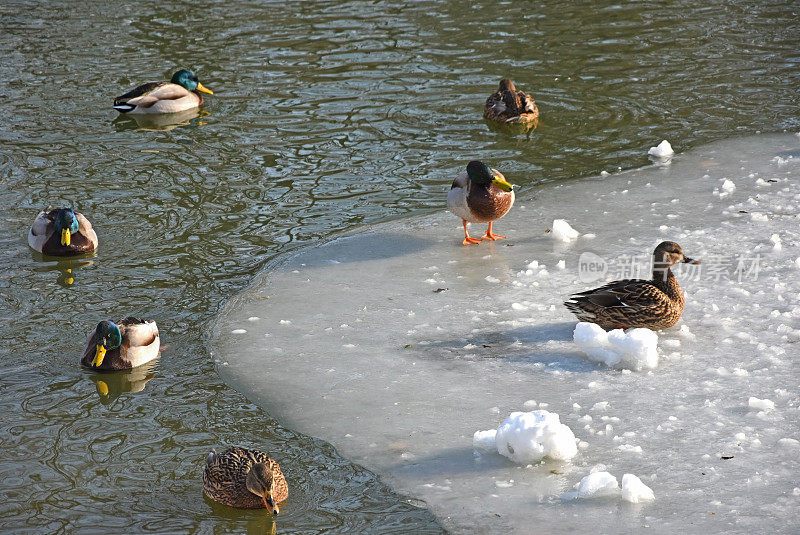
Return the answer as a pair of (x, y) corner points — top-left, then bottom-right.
(621, 474), (656, 503)
(563, 471), (655, 503)
(648, 140), (674, 158)
(562, 471), (619, 499)
(551, 219), (579, 242)
(573, 322), (659, 370)
(473, 410), (578, 463)
(748, 397), (775, 411)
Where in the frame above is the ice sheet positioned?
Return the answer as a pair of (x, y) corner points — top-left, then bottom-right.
(212, 134), (800, 534)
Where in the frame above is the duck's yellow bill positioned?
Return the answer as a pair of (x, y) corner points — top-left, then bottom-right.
(61, 228), (71, 246)
(196, 83), (214, 95)
(97, 381), (109, 396)
(92, 344), (107, 367)
(491, 172), (514, 193)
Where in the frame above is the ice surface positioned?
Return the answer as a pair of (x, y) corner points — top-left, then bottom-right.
(480, 410), (578, 463)
(648, 139), (675, 158)
(573, 322), (659, 370)
(212, 134), (800, 534)
(622, 473), (656, 503)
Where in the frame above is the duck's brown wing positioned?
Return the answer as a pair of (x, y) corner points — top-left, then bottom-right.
(75, 211), (98, 250)
(565, 279), (670, 328)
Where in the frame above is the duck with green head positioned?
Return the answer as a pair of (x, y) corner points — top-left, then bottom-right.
(81, 317), (160, 371)
(447, 160), (516, 246)
(113, 69), (214, 114)
(28, 207), (98, 256)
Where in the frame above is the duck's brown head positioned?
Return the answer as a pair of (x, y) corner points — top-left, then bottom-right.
(498, 78), (516, 92)
(653, 241), (700, 268)
(246, 463), (279, 515)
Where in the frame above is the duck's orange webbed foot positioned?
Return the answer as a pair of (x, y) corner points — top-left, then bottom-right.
(462, 220), (482, 246)
(481, 222), (506, 241)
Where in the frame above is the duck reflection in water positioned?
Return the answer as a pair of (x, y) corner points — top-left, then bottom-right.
(29, 252), (95, 288)
(112, 108), (208, 132)
(88, 360), (158, 405)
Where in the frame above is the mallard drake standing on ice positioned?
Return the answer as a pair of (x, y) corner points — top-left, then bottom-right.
(203, 446), (289, 513)
(564, 241), (701, 330)
(81, 317), (160, 371)
(447, 160), (515, 246)
(113, 69), (213, 115)
(28, 207), (98, 256)
(483, 78), (539, 126)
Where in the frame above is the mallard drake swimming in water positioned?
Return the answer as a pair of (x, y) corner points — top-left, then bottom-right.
(483, 79), (539, 126)
(564, 241), (701, 330)
(28, 208), (98, 256)
(113, 69), (213, 115)
(80, 317), (160, 371)
(447, 160), (515, 246)
(203, 447), (289, 513)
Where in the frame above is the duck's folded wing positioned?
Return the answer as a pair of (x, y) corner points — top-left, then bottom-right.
(76, 212), (99, 247)
(578, 280), (665, 310)
(30, 210), (52, 236)
(118, 318), (159, 347)
(76, 212), (93, 233)
(450, 171), (469, 190)
(113, 81), (164, 106)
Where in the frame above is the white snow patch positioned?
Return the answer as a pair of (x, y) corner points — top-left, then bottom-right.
(476, 410), (578, 464)
(748, 397), (775, 411)
(621, 474), (656, 503)
(721, 179), (736, 194)
(231, 329), (247, 334)
(563, 471), (620, 500)
(648, 140), (674, 159)
(551, 219), (579, 243)
(573, 322), (659, 370)
(472, 429), (498, 452)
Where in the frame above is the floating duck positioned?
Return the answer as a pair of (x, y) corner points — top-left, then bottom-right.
(483, 79), (539, 126)
(113, 69), (213, 114)
(447, 160), (515, 246)
(203, 447), (289, 513)
(28, 208), (98, 256)
(564, 241), (701, 330)
(80, 317), (160, 371)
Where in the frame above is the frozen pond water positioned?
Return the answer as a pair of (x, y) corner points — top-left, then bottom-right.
(212, 134), (800, 533)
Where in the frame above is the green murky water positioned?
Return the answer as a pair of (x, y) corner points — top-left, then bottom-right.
(1, 1), (798, 533)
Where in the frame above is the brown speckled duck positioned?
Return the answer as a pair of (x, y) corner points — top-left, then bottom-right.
(564, 241), (701, 330)
(483, 78), (539, 126)
(28, 208), (98, 256)
(447, 160), (515, 246)
(203, 447), (289, 513)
